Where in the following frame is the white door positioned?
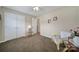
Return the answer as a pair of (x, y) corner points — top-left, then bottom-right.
(16, 15), (26, 38)
(4, 12), (17, 40)
(32, 18), (37, 34)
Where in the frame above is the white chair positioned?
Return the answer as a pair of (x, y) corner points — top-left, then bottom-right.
(52, 31), (71, 51)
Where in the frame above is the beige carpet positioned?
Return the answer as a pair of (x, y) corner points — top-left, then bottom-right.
(0, 34), (58, 52)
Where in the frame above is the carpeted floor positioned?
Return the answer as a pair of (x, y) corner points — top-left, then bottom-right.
(0, 34), (58, 52)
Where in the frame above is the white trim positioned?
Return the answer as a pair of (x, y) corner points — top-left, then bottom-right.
(0, 40), (8, 43)
(0, 36), (26, 43)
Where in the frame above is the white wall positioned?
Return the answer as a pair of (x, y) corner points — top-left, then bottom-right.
(77, 7), (79, 26)
(39, 7), (79, 38)
(25, 15), (32, 36)
(0, 7), (1, 39)
(0, 7), (3, 41)
(0, 19), (2, 40)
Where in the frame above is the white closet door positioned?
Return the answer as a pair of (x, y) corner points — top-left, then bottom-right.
(4, 12), (16, 40)
(32, 18), (37, 34)
(16, 15), (26, 38)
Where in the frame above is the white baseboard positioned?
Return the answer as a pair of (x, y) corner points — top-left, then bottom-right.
(0, 40), (8, 43)
(0, 36), (26, 43)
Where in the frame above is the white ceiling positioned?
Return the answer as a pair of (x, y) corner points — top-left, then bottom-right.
(5, 6), (63, 16)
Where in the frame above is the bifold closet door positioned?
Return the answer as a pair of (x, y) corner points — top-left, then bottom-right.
(16, 15), (26, 38)
(4, 12), (17, 40)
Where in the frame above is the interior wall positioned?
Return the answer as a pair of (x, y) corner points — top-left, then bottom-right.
(25, 15), (32, 36)
(77, 7), (79, 26)
(38, 7), (79, 38)
(0, 7), (2, 41)
(37, 18), (40, 33)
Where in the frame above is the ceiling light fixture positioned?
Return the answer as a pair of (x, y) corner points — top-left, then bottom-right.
(33, 6), (39, 11)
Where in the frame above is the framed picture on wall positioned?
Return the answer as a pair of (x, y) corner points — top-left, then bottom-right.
(53, 16), (57, 21)
(48, 19), (51, 23)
